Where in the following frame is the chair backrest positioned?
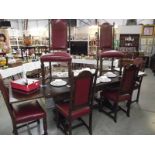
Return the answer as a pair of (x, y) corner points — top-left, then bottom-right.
(100, 23), (113, 50)
(120, 65), (139, 94)
(70, 70), (97, 111)
(51, 19), (67, 50)
(133, 57), (145, 71)
(0, 75), (14, 120)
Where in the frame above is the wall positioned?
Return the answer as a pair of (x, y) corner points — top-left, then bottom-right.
(8, 19), (48, 37)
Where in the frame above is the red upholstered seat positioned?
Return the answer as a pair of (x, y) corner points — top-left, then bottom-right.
(13, 101), (46, 124)
(40, 51), (72, 62)
(99, 50), (124, 58)
(56, 103), (90, 120)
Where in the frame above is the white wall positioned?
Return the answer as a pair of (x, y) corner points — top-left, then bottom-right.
(118, 25), (142, 34)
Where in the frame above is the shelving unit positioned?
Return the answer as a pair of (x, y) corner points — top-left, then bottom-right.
(119, 34), (140, 51)
(9, 36), (49, 60)
(88, 26), (99, 56)
(88, 39), (98, 55)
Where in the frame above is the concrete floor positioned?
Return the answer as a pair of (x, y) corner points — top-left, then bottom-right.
(0, 69), (155, 135)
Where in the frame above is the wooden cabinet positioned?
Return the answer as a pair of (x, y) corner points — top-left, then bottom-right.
(119, 34), (140, 51)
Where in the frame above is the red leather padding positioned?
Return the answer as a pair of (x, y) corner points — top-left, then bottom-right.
(100, 50), (124, 58)
(56, 103), (90, 120)
(74, 77), (91, 106)
(51, 19), (67, 50)
(40, 52), (72, 62)
(13, 101), (46, 124)
(100, 23), (112, 49)
(101, 90), (130, 102)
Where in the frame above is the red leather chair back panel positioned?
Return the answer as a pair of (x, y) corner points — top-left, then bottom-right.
(74, 77), (91, 106)
(100, 23), (112, 49)
(120, 65), (138, 94)
(70, 71), (95, 110)
(51, 19), (67, 50)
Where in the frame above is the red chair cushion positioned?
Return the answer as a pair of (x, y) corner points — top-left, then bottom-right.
(40, 52), (72, 62)
(56, 103), (90, 120)
(99, 50), (124, 58)
(13, 101), (46, 124)
(102, 90), (131, 102)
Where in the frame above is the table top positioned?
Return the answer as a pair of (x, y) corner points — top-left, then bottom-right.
(9, 70), (146, 104)
(9, 75), (120, 104)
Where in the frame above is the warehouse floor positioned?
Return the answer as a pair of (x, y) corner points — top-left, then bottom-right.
(0, 69), (155, 135)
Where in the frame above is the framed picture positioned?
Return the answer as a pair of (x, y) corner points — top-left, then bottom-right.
(142, 26), (154, 36)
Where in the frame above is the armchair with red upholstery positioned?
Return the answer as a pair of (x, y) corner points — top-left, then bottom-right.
(99, 64), (139, 122)
(0, 75), (47, 135)
(55, 70), (97, 135)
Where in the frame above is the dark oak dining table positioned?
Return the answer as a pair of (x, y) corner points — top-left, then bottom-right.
(9, 70), (146, 104)
(9, 76), (120, 104)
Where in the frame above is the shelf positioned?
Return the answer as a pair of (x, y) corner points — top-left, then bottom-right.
(119, 34), (140, 51)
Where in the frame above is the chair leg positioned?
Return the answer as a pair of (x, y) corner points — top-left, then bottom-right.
(98, 96), (104, 112)
(68, 119), (72, 135)
(114, 103), (118, 123)
(37, 120), (40, 125)
(43, 117), (48, 135)
(127, 100), (131, 117)
(136, 88), (141, 103)
(89, 112), (92, 135)
(56, 111), (60, 128)
(12, 123), (18, 135)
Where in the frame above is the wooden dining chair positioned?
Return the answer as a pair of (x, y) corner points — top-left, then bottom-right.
(56, 70), (97, 135)
(132, 57), (146, 103)
(99, 64), (139, 122)
(0, 75), (48, 135)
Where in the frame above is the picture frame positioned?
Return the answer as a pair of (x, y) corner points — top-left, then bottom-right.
(142, 26), (154, 36)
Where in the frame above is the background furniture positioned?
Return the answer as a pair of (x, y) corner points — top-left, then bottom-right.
(119, 34), (140, 52)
